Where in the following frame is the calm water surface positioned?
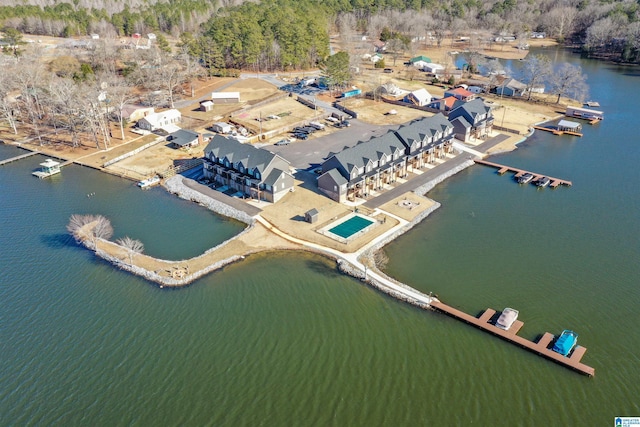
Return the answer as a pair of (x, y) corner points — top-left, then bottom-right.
(1, 48), (639, 426)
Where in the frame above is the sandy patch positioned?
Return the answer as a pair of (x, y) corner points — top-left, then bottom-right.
(221, 78), (280, 102)
(340, 97), (431, 125)
(230, 97), (322, 134)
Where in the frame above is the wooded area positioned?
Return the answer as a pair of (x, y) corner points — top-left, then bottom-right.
(1, 0), (640, 63)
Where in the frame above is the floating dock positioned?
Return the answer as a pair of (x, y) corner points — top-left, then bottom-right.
(0, 151), (39, 166)
(474, 159), (572, 188)
(431, 301), (595, 376)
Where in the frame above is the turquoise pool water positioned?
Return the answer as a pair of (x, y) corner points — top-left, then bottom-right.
(329, 215), (374, 238)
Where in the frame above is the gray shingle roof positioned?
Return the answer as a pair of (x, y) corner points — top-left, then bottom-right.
(395, 114), (452, 149)
(263, 168), (285, 186)
(204, 135), (286, 174)
(331, 131), (406, 172)
(499, 77), (526, 90)
(451, 115), (471, 129)
(449, 98), (491, 125)
(167, 129), (199, 147)
(323, 168), (347, 186)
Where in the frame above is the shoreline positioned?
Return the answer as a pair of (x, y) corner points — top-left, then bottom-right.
(2, 98), (564, 305)
(73, 155), (479, 313)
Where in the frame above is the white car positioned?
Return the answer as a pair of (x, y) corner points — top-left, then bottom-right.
(274, 139), (290, 146)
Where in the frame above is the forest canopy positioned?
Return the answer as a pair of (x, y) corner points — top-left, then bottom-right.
(2, 0), (640, 63)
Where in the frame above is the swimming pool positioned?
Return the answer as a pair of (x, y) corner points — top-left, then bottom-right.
(328, 215), (375, 239)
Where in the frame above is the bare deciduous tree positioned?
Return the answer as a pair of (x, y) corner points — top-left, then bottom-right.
(549, 63), (588, 103)
(585, 17), (619, 52)
(0, 63), (19, 134)
(67, 214), (113, 248)
(521, 54), (552, 101)
(116, 236), (144, 264)
(14, 50), (48, 145)
(545, 7), (577, 41)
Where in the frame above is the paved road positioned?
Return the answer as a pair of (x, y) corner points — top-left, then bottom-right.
(268, 120), (400, 170)
(363, 154), (474, 209)
(362, 134), (511, 209)
(474, 133), (511, 152)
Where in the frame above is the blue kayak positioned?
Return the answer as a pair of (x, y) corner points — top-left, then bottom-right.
(552, 330), (578, 356)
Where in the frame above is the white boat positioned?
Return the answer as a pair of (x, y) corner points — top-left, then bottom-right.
(535, 176), (551, 188)
(517, 173), (534, 184)
(495, 308), (519, 330)
(32, 159), (61, 179)
(137, 175), (160, 189)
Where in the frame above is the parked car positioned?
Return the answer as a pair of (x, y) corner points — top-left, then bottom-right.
(274, 138), (290, 146)
(293, 126), (315, 133)
(383, 68), (393, 73)
(293, 133), (309, 140)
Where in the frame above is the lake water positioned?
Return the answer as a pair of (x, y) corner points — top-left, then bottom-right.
(1, 48), (639, 426)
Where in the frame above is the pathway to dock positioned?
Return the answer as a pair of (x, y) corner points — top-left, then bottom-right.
(474, 159), (572, 188)
(430, 301), (595, 376)
(0, 151), (39, 166)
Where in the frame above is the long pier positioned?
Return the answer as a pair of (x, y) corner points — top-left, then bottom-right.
(474, 159), (572, 188)
(430, 301), (595, 376)
(0, 151), (39, 166)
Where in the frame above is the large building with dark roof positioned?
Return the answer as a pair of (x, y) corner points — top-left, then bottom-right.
(203, 135), (294, 203)
(448, 97), (494, 142)
(318, 114), (455, 203)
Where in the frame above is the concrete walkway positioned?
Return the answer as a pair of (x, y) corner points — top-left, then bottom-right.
(363, 153), (473, 209)
(254, 214), (436, 306)
(182, 178), (262, 217)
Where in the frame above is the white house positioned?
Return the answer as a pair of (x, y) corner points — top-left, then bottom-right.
(422, 63), (445, 74)
(121, 104), (154, 122)
(371, 53), (384, 63)
(404, 88), (432, 107)
(137, 109), (181, 131)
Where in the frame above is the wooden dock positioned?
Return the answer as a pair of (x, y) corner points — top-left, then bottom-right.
(0, 151), (39, 166)
(475, 159), (572, 188)
(533, 125), (582, 137)
(430, 301), (595, 376)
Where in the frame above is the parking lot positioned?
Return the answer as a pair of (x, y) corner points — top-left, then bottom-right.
(265, 119), (400, 170)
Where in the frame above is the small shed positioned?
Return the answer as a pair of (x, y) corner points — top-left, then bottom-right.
(200, 100), (214, 112)
(212, 122), (233, 134)
(305, 208), (319, 224)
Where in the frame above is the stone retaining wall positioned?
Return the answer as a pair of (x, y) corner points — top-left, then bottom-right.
(164, 175), (255, 225)
(336, 259), (433, 311)
(413, 158), (475, 195)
